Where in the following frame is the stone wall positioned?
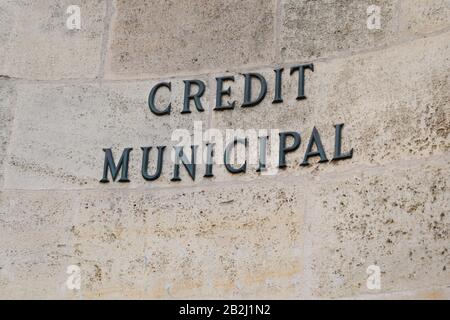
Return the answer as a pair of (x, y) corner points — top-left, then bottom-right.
(0, 0), (449, 299)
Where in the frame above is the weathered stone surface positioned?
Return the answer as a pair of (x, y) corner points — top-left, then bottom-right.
(0, 1), (15, 73)
(3, 79), (210, 190)
(306, 156), (450, 298)
(348, 286), (450, 300)
(280, 0), (399, 62)
(311, 32), (450, 169)
(210, 31), (450, 181)
(0, 182), (305, 299)
(399, 0), (450, 36)
(0, 0), (106, 80)
(1, 0), (449, 300)
(6, 32), (450, 190)
(0, 191), (78, 299)
(0, 80), (15, 188)
(105, 0), (276, 78)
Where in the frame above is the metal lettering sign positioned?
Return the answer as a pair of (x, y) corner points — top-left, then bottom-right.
(100, 63), (353, 183)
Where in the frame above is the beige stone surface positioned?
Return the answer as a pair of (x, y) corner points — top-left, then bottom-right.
(105, 0), (276, 78)
(0, 191), (78, 299)
(280, 0), (400, 62)
(400, 0), (450, 36)
(0, 1), (14, 72)
(0, 0), (449, 300)
(210, 32), (450, 181)
(306, 156), (450, 298)
(0, 182), (305, 299)
(0, 0), (106, 80)
(3, 79), (210, 190)
(348, 286), (450, 300)
(0, 80), (16, 188)
(5, 32), (450, 190)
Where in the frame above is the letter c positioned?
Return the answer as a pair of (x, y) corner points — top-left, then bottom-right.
(148, 82), (171, 115)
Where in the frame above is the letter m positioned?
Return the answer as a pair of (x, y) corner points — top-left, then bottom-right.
(99, 148), (132, 183)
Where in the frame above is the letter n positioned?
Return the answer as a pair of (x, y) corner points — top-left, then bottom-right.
(100, 148), (132, 183)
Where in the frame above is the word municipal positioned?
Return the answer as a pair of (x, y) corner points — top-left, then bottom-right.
(99, 124), (353, 183)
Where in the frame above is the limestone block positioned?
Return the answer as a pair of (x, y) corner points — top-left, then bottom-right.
(310, 32), (450, 171)
(0, 80), (15, 188)
(400, 0), (450, 36)
(209, 32), (450, 181)
(3, 78), (209, 190)
(0, 181), (305, 299)
(0, 1), (15, 73)
(105, 0), (276, 78)
(0, 191), (79, 299)
(348, 286), (450, 300)
(82, 182), (304, 299)
(280, 0), (399, 62)
(1, 0), (106, 80)
(306, 156), (450, 298)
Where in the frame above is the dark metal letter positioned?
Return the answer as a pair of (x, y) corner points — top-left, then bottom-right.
(214, 76), (236, 110)
(182, 80), (206, 114)
(278, 132), (301, 168)
(242, 73), (267, 108)
(273, 68), (284, 103)
(224, 138), (247, 174)
(204, 143), (215, 178)
(171, 145), (198, 181)
(332, 123), (353, 160)
(301, 127), (328, 166)
(141, 146), (165, 181)
(100, 148), (132, 183)
(256, 135), (269, 172)
(290, 64), (314, 100)
(148, 82), (171, 115)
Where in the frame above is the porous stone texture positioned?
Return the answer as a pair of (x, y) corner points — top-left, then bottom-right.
(0, 0), (106, 80)
(0, 2), (14, 72)
(209, 31), (450, 182)
(0, 80), (15, 187)
(280, 0), (400, 62)
(348, 286), (450, 300)
(306, 156), (450, 298)
(0, 191), (78, 298)
(0, 0), (449, 299)
(3, 79), (210, 190)
(0, 182), (304, 299)
(399, 0), (450, 36)
(106, 0), (276, 79)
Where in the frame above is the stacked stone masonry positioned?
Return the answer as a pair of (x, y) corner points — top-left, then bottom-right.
(0, 0), (449, 299)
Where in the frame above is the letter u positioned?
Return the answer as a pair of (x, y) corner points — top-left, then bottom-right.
(141, 146), (165, 181)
